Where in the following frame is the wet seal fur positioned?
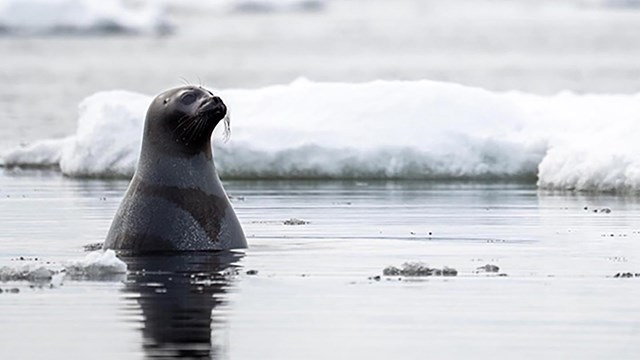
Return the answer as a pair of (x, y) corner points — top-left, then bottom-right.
(104, 86), (247, 254)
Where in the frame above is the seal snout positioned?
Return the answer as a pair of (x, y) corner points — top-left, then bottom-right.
(200, 96), (227, 119)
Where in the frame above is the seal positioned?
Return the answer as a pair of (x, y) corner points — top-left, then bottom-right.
(104, 86), (247, 254)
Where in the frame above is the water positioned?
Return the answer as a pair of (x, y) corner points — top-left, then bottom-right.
(1, 170), (639, 359)
(2, 0), (640, 358)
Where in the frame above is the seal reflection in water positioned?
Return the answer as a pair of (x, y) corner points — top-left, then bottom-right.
(104, 86), (247, 253)
(121, 251), (242, 358)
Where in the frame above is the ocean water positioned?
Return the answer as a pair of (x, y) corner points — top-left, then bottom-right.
(2, 0), (640, 359)
(1, 171), (640, 359)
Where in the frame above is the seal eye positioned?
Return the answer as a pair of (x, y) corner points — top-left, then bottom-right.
(180, 93), (196, 105)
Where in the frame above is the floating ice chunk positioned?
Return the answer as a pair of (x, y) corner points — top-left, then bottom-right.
(0, 264), (56, 281)
(0, 251), (125, 284)
(62, 250), (127, 276)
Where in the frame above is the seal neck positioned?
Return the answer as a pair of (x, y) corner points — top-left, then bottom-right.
(140, 128), (214, 159)
(134, 147), (218, 188)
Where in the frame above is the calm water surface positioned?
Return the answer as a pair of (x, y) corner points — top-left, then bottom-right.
(0, 170), (639, 359)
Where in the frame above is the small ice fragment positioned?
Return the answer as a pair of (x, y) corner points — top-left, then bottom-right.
(442, 266), (458, 276)
(401, 262), (434, 276)
(28, 267), (53, 280)
(382, 266), (401, 276)
(0, 263), (57, 282)
(63, 250), (127, 277)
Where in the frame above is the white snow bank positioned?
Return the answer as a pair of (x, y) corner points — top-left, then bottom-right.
(2, 91), (147, 177)
(3, 79), (640, 191)
(1, 138), (71, 168)
(0, 0), (172, 35)
(61, 91), (148, 177)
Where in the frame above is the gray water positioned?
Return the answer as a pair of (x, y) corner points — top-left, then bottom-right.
(2, 0), (640, 358)
(1, 170), (640, 359)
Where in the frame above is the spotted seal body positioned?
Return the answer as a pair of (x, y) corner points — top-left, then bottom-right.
(104, 86), (247, 254)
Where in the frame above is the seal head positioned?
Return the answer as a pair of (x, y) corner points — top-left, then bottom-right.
(104, 86), (247, 254)
(145, 86), (229, 156)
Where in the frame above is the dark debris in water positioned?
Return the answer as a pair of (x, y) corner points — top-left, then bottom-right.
(601, 233), (628, 237)
(246, 269), (259, 275)
(283, 218), (310, 225)
(382, 262), (457, 277)
(584, 206), (612, 214)
(11, 256), (38, 261)
(188, 269), (240, 283)
(613, 272), (640, 278)
(83, 242), (104, 252)
(0, 287), (20, 294)
(229, 195), (246, 202)
(476, 264), (500, 273)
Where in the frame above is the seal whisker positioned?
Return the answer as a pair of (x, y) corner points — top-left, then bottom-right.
(187, 115), (206, 144)
(178, 116), (196, 131)
(175, 114), (197, 138)
(222, 111), (231, 142)
(175, 114), (192, 129)
(176, 114), (204, 145)
(186, 117), (201, 144)
(179, 77), (191, 86)
(182, 119), (201, 144)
